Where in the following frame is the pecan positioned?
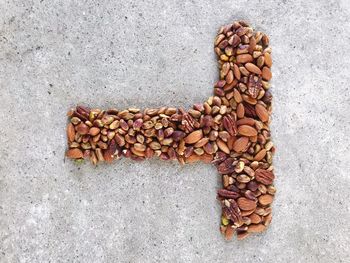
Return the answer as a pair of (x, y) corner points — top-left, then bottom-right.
(217, 157), (235, 175)
(211, 152), (228, 166)
(182, 112), (196, 133)
(255, 169), (275, 185)
(223, 115), (237, 136)
(218, 189), (240, 199)
(247, 75), (262, 98)
(76, 105), (90, 118)
(222, 199), (243, 225)
(243, 103), (257, 118)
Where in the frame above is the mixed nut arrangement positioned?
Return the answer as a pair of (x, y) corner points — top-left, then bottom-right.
(66, 21), (275, 240)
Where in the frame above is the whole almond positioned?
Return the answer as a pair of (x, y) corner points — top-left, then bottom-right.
(76, 123), (89, 135)
(236, 118), (255, 126)
(254, 149), (267, 161)
(242, 94), (257, 105)
(247, 223), (266, 233)
(233, 137), (249, 152)
(225, 70), (234, 84)
(258, 194), (273, 206)
(237, 197), (257, 211)
(184, 130), (203, 144)
(264, 53), (272, 67)
(237, 232), (250, 240)
(236, 54), (253, 64)
(238, 125), (257, 136)
(225, 226), (234, 240)
(249, 213), (262, 224)
(66, 148), (83, 159)
(233, 88), (242, 103)
(237, 103), (245, 118)
(67, 123), (75, 143)
(233, 64), (241, 80)
(89, 127), (100, 136)
(217, 139), (230, 154)
(241, 208), (256, 217)
(262, 66), (272, 80)
(248, 36), (256, 54)
(245, 62), (262, 75)
(200, 153), (213, 163)
(186, 154), (200, 163)
(255, 104), (269, 122)
(194, 137), (209, 148)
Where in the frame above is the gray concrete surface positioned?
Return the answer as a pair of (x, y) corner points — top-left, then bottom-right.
(1, 0), (350, 262)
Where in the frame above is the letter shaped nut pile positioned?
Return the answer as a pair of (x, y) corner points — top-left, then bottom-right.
(66, 21), (275, 240)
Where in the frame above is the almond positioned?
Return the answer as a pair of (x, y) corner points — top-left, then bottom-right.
(67, 123), (75, 143)
(237, 232), (250, 240)
(248, 36), (256, 54)
(225, 226), (234, 240)
(242, 94), (257, 105)
(237, 103), (245, 118)
(89, 127), (100, 136)
(66, 148), (83, 159)
(194, 137), (209, 148)
(264, 53), (272, 67)
(233, 64), (241, 80)
(184, 130), (203, 144)
(186, 154), (200, 163)
(255, 104), (269, 122)
(199, 153), (213, 163)
(238, 125), (258, 136)
(237, 197), (257, 211)
(233, 88), (242, 103)
(249, 213), (262, 224)
(262, 66), (272, 80)
(233, 136), (249, 152)
(263, 214), (272, 227)
(247, 223), (266, 233)
(225, 70), (234, 84)
(223, 79), (238, 92)
(258, 194), (274, 206)
(217, 139), (230, 154)
(254, 149), (267, 161)
(245, 62), (262, 75)
(236, 54), (253, 64)
(241, 208), (256, 216)
(76, 123), (89, 135)
(236, 118), (255, 126)
(226, 136), (234, 150)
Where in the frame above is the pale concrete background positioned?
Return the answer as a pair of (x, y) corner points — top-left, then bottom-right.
(1, 0), (350, 262)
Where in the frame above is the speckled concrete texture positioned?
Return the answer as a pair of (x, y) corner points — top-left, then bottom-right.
(1, 0), (350, 262)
